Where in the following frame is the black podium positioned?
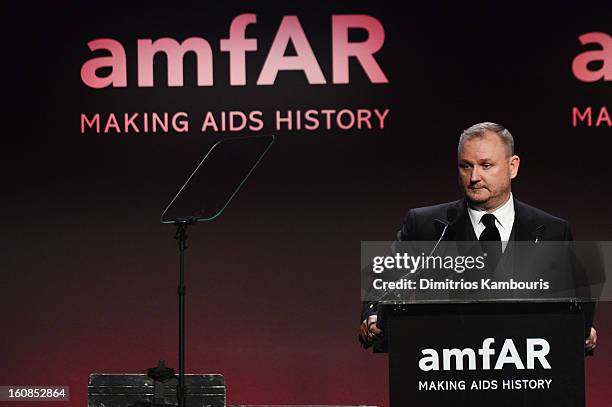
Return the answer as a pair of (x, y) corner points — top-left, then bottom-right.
(380, 301), (588, 407)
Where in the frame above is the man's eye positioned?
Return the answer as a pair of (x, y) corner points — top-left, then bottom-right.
(482, 164), (492, 169)
(460, 164), (471, 169)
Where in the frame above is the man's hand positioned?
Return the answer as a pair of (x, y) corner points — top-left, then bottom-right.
(358, 314), (384, 348)
(585, 327), (597, 353)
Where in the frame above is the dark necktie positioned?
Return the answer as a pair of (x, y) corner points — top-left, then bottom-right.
(479, 213), (502, 269)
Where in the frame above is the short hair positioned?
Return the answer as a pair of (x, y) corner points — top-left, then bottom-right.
(458, 122), (514, 157)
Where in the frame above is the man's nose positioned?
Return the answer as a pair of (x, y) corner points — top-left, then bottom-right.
(470, 167), (481, 183)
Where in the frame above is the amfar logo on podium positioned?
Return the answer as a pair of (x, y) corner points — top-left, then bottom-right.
(416, 338), (556, 393)
(418, 337), (551, 371)
(80, 14), (388, 88)
(571, 31), (611, 128)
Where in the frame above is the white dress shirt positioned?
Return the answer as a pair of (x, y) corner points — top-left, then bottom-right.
(467, 194), (515, 252)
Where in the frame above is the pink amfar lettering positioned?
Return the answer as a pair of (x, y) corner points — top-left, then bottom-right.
(80, 14), (388, 88)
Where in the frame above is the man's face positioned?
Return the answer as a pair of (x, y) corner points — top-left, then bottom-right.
(458, 131), (520, 211)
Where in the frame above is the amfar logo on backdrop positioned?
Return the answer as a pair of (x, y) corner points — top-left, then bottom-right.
(571, 31), (611, 128)
(80, 14), (388, 88)
(79, 14), (391, 135)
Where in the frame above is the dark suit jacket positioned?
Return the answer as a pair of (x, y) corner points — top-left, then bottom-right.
(362, 197), (575, 322)
(397, 197), (572, 243)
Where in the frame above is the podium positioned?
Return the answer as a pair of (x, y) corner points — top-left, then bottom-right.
(361, 240), (607, 407)
(379, 301), (588, 407)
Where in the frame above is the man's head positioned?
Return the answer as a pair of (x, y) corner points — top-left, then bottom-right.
(457, 122), (520, 212)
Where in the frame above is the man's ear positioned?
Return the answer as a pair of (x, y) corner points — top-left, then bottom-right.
(509, 155), (520, 179)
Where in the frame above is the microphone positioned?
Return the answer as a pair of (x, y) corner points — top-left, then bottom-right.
(447, 206), (458, 223)
(430, 206), (458, 253)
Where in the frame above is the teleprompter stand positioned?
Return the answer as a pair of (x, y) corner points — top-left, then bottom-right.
(160, 135), (274, 407)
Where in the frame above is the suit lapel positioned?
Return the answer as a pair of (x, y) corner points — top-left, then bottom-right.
(442, 200), (480, 259)
(511, 199), (546, 242)
(506, 199), (547, 280)
(444, 199), (477, 242)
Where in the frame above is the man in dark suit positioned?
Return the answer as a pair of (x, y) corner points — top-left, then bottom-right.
(358, 122), (597, 351)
